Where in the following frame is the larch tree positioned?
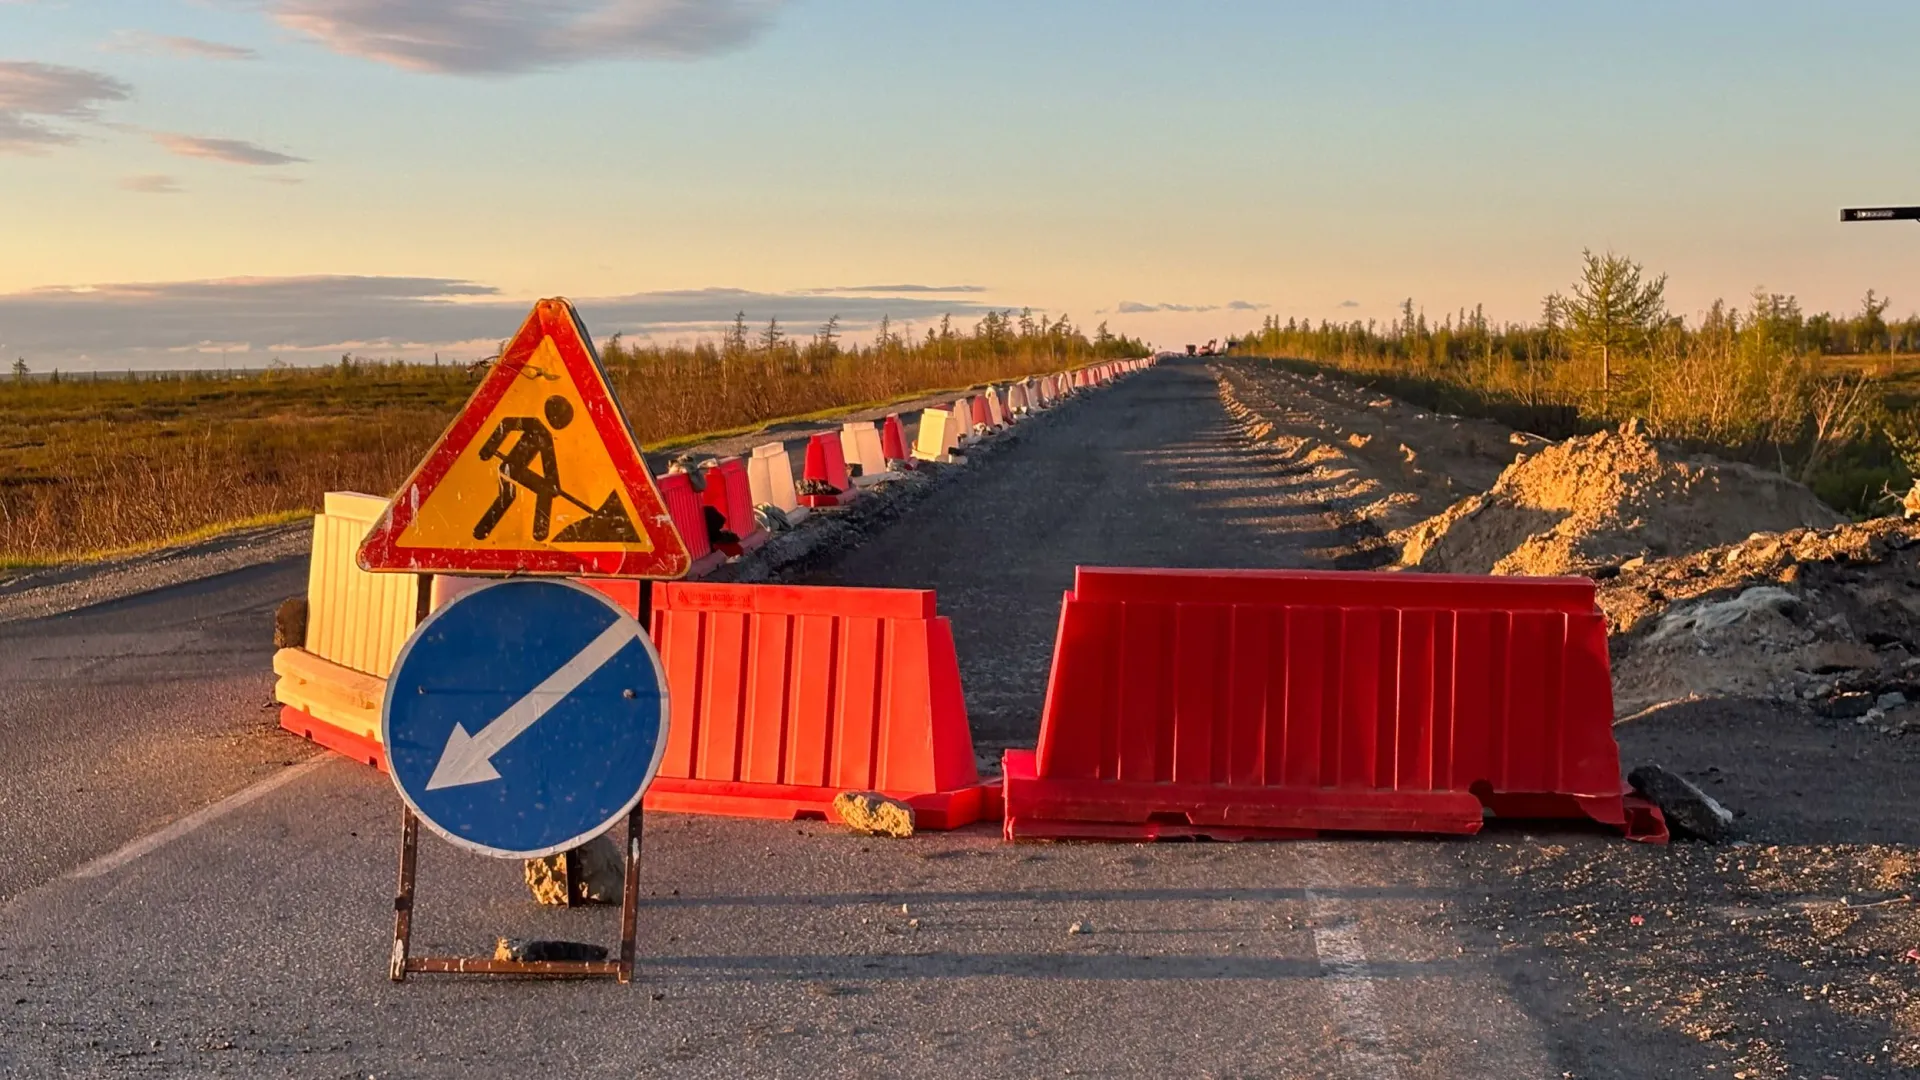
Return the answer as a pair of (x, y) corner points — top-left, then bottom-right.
(1564, 249), (1667, 410)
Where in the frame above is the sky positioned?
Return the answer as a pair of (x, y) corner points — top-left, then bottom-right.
(4, 1), (1920, 369)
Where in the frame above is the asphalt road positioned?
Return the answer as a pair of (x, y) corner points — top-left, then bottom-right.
(0, 361), (1642, 1078)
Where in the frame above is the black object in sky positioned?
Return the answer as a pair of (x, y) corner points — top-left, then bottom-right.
(1841, 206), (1920, 222)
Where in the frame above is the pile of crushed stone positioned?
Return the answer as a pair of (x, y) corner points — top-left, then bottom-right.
(1601, 517), (1920, 722)
(1396, 420), (1843, 577)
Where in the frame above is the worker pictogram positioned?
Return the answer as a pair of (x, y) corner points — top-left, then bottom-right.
(357, 298), (691, 578)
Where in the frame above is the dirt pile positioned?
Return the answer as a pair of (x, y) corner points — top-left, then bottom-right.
(1396, 420), (1843, 577)
(1602, 516), (1920, 719)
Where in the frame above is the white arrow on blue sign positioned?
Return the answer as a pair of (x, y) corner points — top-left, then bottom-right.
(382, 578), (669, 859)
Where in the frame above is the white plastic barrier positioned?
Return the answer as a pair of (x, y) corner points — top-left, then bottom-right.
(912, 407), (959, 463)
(839, 420), (897, 488)
(1006, 381), (1030, 414)
(986, 387), (1009, 427)
(748, 441), (809, 523)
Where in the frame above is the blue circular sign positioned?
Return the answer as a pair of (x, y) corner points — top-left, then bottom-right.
(383, 579), (669, 859)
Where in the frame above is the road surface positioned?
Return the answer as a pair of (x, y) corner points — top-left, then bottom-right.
(1, 361), (1702, 1078)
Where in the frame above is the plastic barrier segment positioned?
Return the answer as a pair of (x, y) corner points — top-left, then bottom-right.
(1072, 566), (1600, 615)
(656, 472), (726, 576)
(646, 581), (996, 828)
(702, 457), (769, 553)
(1006, 568), (1663, 843)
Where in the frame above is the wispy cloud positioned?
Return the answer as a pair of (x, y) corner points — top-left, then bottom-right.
(153, 132), (306, 166)
(118, 173), (182, 194)
(0, 276), (1001, 368)
(108, 31), (259, 61)
(272, 0), (781, 75)
(0, 60), (130, 152)
(1116, 299), (1267, 314)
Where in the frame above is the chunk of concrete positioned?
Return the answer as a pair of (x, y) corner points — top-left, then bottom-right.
(832, 791), (916, 838)
(1628, 765), (1733, 842)
(273, 596), (308, 649)
(523, 833), (624, 905)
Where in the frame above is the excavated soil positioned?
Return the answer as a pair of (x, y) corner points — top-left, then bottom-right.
(1216, 357), (1919, 722)
(1397, 420), (1843, 577)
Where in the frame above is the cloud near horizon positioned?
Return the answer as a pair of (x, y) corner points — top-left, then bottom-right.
(152, 132), (306, 166)
(272, 0), (781, 75)
(0, 60), (130, 152)
(797, 283), (986, 295)
(1116, 299), (1265, 314)
(0, 275), (1002, 369)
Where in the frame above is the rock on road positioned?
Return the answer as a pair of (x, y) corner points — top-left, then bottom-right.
(1, 361), (1645, 1078)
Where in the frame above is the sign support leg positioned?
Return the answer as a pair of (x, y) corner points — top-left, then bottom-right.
(391, 807), (419, 982)
(618, 804), (643, 984)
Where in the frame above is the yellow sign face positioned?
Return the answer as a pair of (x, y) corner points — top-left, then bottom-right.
(396, 337), (650, 554)
(357, 297), (690, 579)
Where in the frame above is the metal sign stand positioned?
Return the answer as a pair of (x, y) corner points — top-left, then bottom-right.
(389, 803), (644, 982)
(386, 578), (655, 985)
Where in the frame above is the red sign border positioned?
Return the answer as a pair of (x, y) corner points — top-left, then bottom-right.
(356, 298), (691, 579)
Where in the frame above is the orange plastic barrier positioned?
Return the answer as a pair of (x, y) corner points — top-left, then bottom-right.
(799, 432), (856, 507)
(656, 472), (726, 576)
(1003, 567), (1666, 843)
(881, 413), (912, 467)
(702, 457), (769, 554)
(646, 582), (997, 828)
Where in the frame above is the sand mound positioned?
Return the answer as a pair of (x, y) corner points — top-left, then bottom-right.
(1397, 421), (1843, 576)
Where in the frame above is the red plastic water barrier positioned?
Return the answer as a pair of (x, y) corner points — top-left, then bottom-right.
(970, 394), (991, 429)
(881, 413), (911, 466)
(281, 705), (386, 772)
(655, 472), (726, 576)
(799, 432), (854, 508)
(1003, 567), (1666, 843)
(701, 457), (769, 554)
(645, 582), (997, 828)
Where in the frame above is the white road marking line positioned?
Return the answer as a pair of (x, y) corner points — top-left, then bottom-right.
(69, 757), (332, 880)
(1304, 853), (1404, 1080)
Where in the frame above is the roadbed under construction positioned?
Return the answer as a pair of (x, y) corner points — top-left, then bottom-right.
(1, 358), (1915, 1079)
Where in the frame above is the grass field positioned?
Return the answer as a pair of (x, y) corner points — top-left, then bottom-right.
(0, 315), (1144, 566)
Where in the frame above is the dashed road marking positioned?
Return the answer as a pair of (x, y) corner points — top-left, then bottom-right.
(1304, 852), (1403, 1080)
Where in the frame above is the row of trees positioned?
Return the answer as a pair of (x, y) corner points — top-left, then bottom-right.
(597, 309), (1148, 443)
(1231, 251), (1910, 510)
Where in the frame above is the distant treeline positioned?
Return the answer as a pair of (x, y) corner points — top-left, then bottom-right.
(1229, 251), (1917, 514)
(0, 308), (1145, 564)
(599, 308), (1149, 443)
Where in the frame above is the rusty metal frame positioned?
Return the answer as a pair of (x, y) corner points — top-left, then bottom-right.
(389, 802), (644, 982)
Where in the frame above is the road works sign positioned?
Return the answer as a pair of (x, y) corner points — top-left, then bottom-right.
(382, 579), (670, 859)
(357, 298), (691, 578)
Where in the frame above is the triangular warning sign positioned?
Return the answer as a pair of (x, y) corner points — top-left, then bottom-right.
(357, 298), (691, 579)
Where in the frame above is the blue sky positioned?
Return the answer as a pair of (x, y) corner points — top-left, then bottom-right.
(4, 1), (1919, 368)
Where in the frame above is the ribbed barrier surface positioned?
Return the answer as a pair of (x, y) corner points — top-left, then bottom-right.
(800, 432), (855, 507)
(656, 472), (726, 575)
(305, 492), (420, 678)
(1003, 567), (1666, 842)
(647, 582), (996, 828)
(702, 457), (768, 552)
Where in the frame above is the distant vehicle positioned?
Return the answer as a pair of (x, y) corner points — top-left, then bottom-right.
(1185, 344), (1198, 356)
